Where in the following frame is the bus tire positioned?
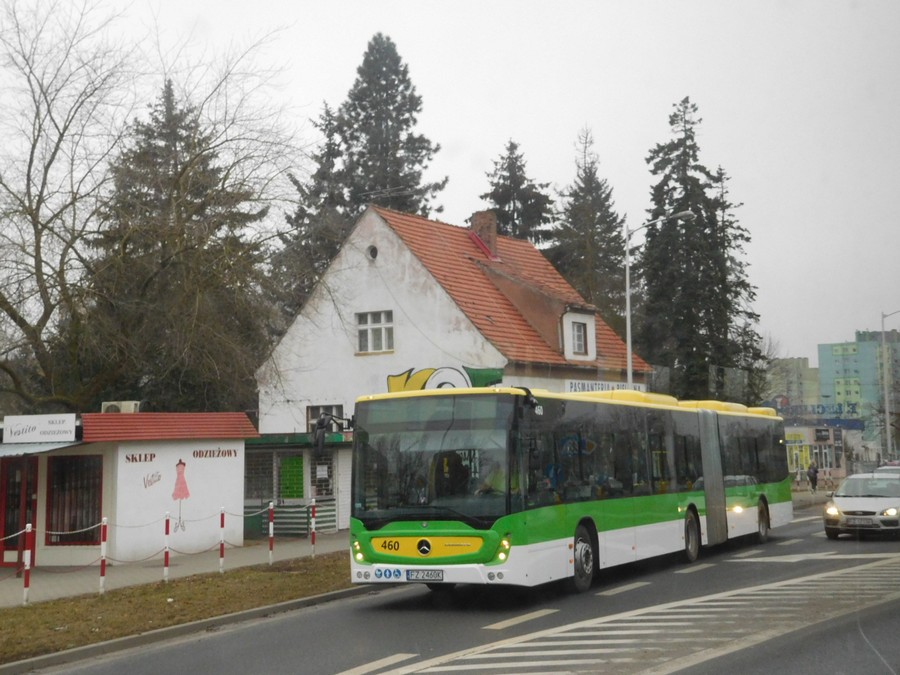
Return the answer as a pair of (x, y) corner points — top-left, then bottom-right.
(568, 523), (595, 593)
(683, 509), (700, 563)
(757, 501), (770, 544)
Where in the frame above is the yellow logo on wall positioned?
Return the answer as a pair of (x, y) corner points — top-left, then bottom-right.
(387, 367), (503, 392)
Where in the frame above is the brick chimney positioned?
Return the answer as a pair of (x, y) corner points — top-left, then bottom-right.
(470, 210), (498, 258)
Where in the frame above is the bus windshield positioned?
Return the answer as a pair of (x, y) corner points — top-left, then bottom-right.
(351, 394), (516, 529)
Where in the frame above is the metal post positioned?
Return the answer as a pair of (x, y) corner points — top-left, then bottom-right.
(623, 210), (695, 389)
(883, 311), (900, 461)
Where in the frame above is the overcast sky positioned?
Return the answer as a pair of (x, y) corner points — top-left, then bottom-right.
(140, 0), (900, 366)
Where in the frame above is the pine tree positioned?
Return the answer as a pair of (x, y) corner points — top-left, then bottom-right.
(337, 33), (447, 216)
(547, 129), (626, 334)
(481, 139), (554, 243)
(636, 97), (764, 402)
(83, 80), (272, 411)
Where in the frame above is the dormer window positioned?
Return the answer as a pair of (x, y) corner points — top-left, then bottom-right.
(562, 311), (596, 361)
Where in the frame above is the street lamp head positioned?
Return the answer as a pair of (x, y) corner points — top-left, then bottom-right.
(669, 210), (696, 222)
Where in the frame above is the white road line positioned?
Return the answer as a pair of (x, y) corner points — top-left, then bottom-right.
(792, 515), (821, 523)
(777, 538), (804, 546)
(731, 549), (760, 558)
(484, 608), (559, 630)
(674, 562), (715, 574)
(597, 581), (651, 596)
(335, 652), (417, 675)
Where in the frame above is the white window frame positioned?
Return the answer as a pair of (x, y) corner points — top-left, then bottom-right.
(356, 310), (394, 354)
(307, 405), (344, 433)
(572, 321), (588, 355)
(562, 312), (596, 361)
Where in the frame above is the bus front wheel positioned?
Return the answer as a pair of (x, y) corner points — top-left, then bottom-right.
(683, 509), (700, 563)
(568, 523), (595, 593)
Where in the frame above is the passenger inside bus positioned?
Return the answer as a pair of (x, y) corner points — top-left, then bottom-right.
(430, 451), (469, 498)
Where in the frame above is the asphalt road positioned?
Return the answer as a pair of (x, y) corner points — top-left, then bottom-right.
(30, 506), (900, 675)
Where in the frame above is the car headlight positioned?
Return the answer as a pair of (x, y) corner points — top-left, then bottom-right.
(881, 507), (899, 517)
(825, 504), (839, 516)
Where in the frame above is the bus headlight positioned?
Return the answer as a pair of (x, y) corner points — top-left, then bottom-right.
(353, 540), (366, 562)
(493, 537), (511, 563)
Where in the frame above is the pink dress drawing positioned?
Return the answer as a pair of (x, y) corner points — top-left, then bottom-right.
(173, 459), (190, 500)
(172, 459), (190, 531)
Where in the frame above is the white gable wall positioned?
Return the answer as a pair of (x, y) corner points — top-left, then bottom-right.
(258, 208), (507, 434)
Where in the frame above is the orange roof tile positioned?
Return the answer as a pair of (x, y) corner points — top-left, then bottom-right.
(82, 413), (259, 442)
(371, 206), (650, 373)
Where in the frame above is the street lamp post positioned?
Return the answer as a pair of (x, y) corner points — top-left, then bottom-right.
(882, 310), (900, 461)
(624, 210), (695, 388)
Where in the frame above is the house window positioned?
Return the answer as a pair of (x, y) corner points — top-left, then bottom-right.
(357, 311), (393, 353)
(307, 405), (344, 433)
(47, 456), (102, 545)
(572, 321), (588, 355)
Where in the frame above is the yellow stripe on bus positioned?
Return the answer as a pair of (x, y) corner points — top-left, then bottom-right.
(371, 536), (484, 558)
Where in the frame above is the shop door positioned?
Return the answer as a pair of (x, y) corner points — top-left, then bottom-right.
(1, 457), (38, 567)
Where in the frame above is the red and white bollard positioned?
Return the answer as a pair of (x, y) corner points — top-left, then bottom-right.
(22, 524), (33, 606)
(163, 512), (171, 583)
(310, 498), (317, 558)
(219, 507), (225, 574)
(268, 501), (274, 566)
(99, 517), (108, 594)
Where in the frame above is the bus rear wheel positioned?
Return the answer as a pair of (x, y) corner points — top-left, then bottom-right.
(683, 509), (700, 563)
(568, 523), (595, 593)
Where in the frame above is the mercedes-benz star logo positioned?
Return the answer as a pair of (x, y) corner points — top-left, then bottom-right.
(417, 539), (431, 556)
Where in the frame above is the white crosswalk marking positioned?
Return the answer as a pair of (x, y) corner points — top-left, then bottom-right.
(391, 555), (900, 674)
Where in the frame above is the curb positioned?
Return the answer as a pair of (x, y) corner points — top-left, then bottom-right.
(0, 585), (375, 674)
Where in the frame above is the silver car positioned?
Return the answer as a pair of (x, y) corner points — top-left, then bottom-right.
(823, 473), (900, 539)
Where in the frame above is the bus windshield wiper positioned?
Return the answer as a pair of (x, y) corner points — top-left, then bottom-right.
(407, 505), (489, 528)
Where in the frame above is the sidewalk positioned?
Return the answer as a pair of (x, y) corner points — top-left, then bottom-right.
(0, 531), (348, 609)
(791, 483), (832, 511)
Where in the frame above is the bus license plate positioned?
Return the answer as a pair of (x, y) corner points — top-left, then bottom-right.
(407, 569), (443, 582)
(847, 517), (872, 526)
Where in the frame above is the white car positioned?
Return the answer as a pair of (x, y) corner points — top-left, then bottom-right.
(874, 465), (900, 475)
(823, 473), (900, 539)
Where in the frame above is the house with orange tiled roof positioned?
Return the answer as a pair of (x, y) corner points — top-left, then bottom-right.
(255, 205), (650, 529)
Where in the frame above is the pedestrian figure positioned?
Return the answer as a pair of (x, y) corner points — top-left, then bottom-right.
(807, 463), (819, 494)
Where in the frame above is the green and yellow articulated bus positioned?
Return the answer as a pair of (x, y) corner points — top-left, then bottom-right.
(349, 387), (791, 593)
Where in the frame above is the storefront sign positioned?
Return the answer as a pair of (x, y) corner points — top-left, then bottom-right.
(3, 414), (76, 443)
(565, 380), (646, 393)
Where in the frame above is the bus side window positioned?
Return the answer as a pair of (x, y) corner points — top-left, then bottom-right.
(647, 411), (673, 494)
(612, 432), (633, 494)
(588, 433), (618, 499)
(525, 434), (559, 507)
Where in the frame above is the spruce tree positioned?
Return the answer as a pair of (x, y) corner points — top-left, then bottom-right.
(636, 97), (764, 402)
(337, 33), (447, 216)
(481, 139), (554, 243)
(84, 80), (271, 411)
(273, 34), (446, 323)
(547, 129), (626, 334)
